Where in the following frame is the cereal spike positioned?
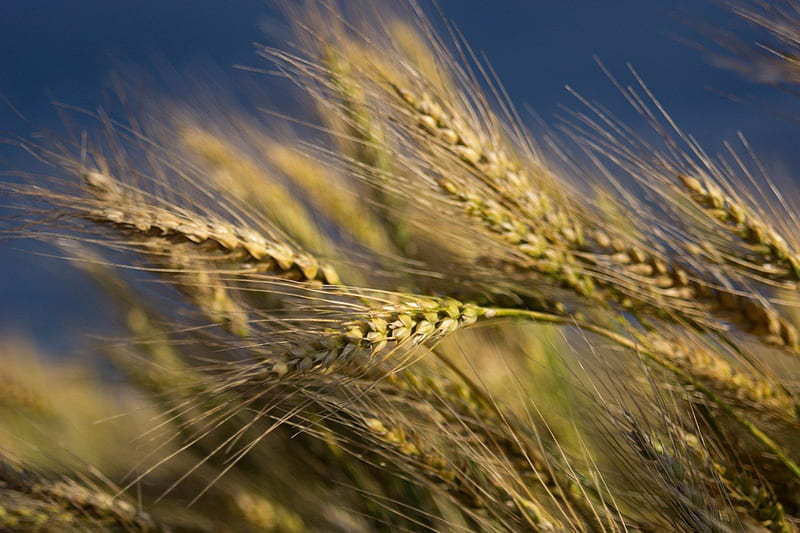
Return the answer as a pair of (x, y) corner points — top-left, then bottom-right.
(256, 298), (484, 378)
(80, 169), (340, 284)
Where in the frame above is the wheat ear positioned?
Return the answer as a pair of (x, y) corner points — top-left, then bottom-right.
(0, 459), (167, 533)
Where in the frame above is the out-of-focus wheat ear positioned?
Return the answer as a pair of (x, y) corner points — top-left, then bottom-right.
(675, 428), (794, 533)
(632, 336), (800, 483)
(323, 48), (414, 254)
(381, 367), (613, 532)
(622, 419), (733, 532)
(707, 1), (800, 87)
(70, 248), (210, 388)
(140, 238), (251, 336)
(227, 486), (308, 533)
(488, 306), (800, 482)
(52, 252), (264, 497)
(360, 415), (564, 532)
(0, 458), (169, 533)
(0, 363), (53, 420)
(633, 331), (800, 484)
(104, 307), (314, 533)
(115, 309), (202, 394)
(291, 413), (452, 533)
(97, 335), (328, 530)
(387, 18), (456, 96)
(265, 142), (398, 256)
(179, 126), (339, 258)
(644, 332), (799, 425)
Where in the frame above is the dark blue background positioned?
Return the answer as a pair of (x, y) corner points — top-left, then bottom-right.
(2, 1), (798, 353)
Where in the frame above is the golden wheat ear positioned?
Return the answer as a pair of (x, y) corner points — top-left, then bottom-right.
(701, 0), (800, 88)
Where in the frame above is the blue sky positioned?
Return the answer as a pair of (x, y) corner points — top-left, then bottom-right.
(2, 1), (798, 352)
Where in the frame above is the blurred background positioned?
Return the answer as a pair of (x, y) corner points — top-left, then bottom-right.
(2, 0), (798, 354)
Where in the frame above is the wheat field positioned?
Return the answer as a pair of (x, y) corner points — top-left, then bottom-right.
(3, 1), (800, 532)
